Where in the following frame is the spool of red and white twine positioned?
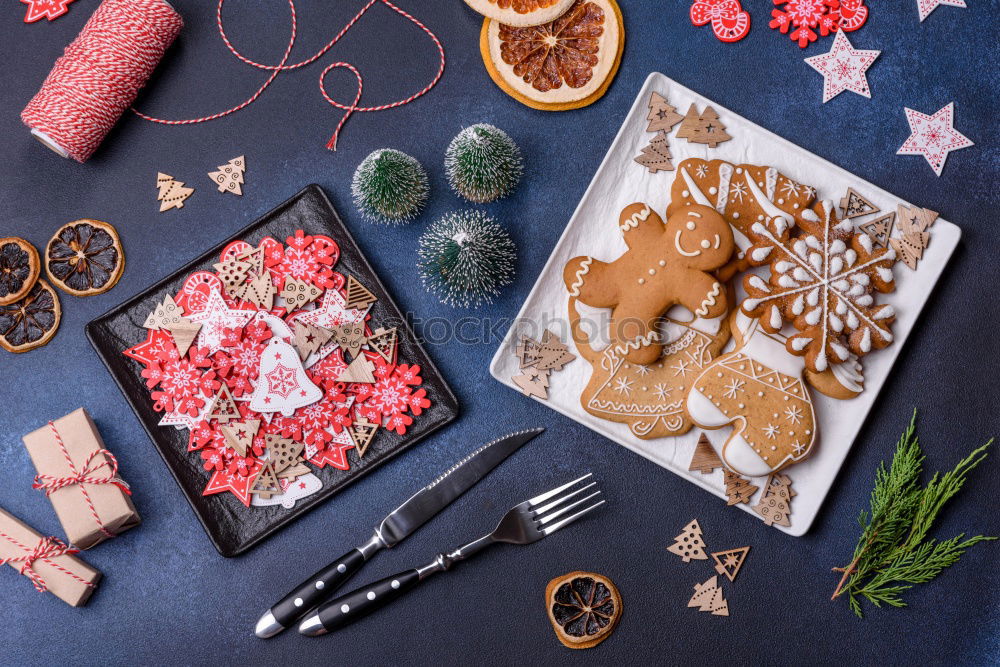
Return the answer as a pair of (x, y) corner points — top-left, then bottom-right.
(21, 0), (183, 162)
(21, 0), (445, 163)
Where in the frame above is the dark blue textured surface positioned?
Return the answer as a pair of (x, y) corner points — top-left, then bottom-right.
(1, 1), (998, 664)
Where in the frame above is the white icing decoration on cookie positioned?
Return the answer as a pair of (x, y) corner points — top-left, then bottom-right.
(680, 167), (713, 208)
(765, 167), (778, 201)
(567, 257), (592, 297)
(694, 282), (721, 317)
(717, 163), (733, 213)
(830, 355), (864, 393)
(620, 205), (651, 234)
(674, 231), (702, 257)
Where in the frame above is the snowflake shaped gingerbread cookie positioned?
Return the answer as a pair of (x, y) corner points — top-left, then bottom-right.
(741, 198), (896, 372)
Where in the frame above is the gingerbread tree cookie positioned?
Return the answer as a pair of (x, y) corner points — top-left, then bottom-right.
(563, 202), (735, 366)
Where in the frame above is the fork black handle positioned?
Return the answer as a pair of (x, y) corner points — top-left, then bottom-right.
(305, 568), (422, 634)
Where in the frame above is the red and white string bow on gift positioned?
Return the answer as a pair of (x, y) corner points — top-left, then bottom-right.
(30, 422), (132, 539)
(690, 0), (751, 43)
(135, 0), (446, 151)
(0, 534), (89, 593)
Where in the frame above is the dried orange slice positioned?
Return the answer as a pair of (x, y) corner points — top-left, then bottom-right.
(0, 279), (61, 353)
(0, 237), (40, 307)
(45, 219), (125, 297)
(546, 571), (622, 649)
(464, 0), (576, 27)
(480, 0), (623, 111)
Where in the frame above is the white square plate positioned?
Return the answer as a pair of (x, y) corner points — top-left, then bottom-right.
(489, 73), (960, 536)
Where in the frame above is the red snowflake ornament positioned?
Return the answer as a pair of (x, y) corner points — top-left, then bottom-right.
(22, 0), (75, 23)
(690, 0), (751, 43)
(770, 0), (840, 48)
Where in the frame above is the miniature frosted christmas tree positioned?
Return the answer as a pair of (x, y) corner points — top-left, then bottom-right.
(666, 519), (708, 562)
(676, 104), (731, 148)
(417, 210), (517, 308)
(634, 132), (673, 173)
(156, 173), (194, 212)
(208, 156), (246, 196)
(444, 124), (523, 203)
(351, 149), (428, 223)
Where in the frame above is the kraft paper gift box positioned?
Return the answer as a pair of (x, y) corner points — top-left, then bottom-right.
(23, 408), (140, 550)
(0, 507), (101, 606)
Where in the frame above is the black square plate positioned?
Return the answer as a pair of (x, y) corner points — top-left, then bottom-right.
(87, 185), (459, 557)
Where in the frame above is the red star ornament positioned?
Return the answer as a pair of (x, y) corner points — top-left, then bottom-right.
(804, 31), (880, 103)
(307, 429), (354, 470)
(896, 103), (973, 176)
(22, 0), (75, 23)
(203, 464), (261, 507)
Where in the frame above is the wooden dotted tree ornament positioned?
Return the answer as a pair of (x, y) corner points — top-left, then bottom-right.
(711, 546), (750, 582)
(268, 437), (304, 474)
(208, 385), (240, 424)
(221, 419), (261, 457)
(645, 92), (683, 133)
(516, 334), (542, 368)
(890, 205), (937, 270)
(675, 104), (731, 148)
(236, 246), (265, 276)
(535, 331), (576, 371)
(634, 132), (674, 173)
(208, 155), (246, 196)
(336, 354), (376, 384)
(666, 519), (708, 562)
(350, 418), (379, 458)
(723, 470), (758, 506)
(251, 463), (281, 499)
(280, 277), (322, 310)
(839, 188), (878, 219)
(753, 473), (795, 527)
(367, 327), (398, 363)
(345, 275), (377, 310)
(858, 212), (895, 249)
(293, 321), (332, 360)
(235, 272), (275, 310)
(689, 433), (723, 474)
(687, 575), (728, 616)
(213, 257), (253, 294)
(156, 172), (194, 212)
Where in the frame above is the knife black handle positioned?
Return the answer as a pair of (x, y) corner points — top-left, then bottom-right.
(270, 548), (366, 629)
(310, 569), (421, 633)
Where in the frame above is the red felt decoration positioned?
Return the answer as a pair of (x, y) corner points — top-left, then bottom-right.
(21, 0), (76, 23)
(690, 0), (751, 43)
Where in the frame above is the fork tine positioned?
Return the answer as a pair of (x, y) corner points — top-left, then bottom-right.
(532, 482), (597, 516)
(528, 473), (593, 507)
(541, 500), (605, 536)
(537, 491), (602, 526)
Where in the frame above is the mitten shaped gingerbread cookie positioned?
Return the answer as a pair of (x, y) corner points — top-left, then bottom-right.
(563, 203), (735, 365)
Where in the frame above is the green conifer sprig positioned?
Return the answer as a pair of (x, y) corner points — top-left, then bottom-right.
(832, 411), (995, 617)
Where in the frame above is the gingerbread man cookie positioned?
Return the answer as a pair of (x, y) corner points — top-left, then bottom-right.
(563, 203), (735, 366)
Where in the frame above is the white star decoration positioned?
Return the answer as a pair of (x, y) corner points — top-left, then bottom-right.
(613, 377), (633, 396)
(723, 378), (745, 399)
(917, 0), (965, 22)
(187, 288), (255, 353)
(653, 383), (672, 401)
(784, 405), (803, 424)
(896, 103), (973, 176)
(804, 31), (880, 104)
(764, 423), (781, 440)
(672, 360), (691, 377)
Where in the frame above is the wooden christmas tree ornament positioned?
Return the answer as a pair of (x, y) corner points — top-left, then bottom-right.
(689, 433), (723, 474)
(687, 575), (729, 616)
(634, 131), (674, 173)
(350, 418), (379, 458)
(723, 469), (758, 506)
(143, 294), (184, 330)
(839, 188), (878, 219)
(156, 173), (194, 212)
(676, 104), (731, 148)
(515, 335), (542, 368)
(292, 321), (332, 360)
(251, 463), (281, 499)
(645, 92), (683, 133)
(752, 473), (795, 527)
(367, 327), (398, 363)
(329, 321), (367, 357)
(535, 332), (576, 371)
(345, 275), (377, 310)
(167, 319), (202, 358)
(512, 367), (550, 399)
(711, 546), (750, 582)
(236, 246), (265, 276)
(268, 437), (304, 474)
(235, 272), (275, 310)
(278, 462), (311, 480)
(858, 212), (895, 249)
(280, 277), (322, 310)
(335, 354), (376, 384)
(213, 257), (253, 294)
(666, 519), (708, 562)
(221, 419), (260, 457)
(208, 385), (240, 424)
(890, 204), (937, 270)
(208, 155), (246, 196)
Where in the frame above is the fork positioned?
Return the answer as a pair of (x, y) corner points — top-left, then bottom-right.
(298, 473), (604, 636)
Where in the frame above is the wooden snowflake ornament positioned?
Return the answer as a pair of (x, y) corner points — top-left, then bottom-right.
(741, 200), (897, 372)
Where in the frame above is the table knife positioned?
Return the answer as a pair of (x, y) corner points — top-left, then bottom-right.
(254, 427), (544, 638)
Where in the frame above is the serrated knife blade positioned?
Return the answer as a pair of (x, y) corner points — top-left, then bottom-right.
(377, 427), (544, 546)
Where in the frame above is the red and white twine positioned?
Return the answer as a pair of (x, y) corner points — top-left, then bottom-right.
(31, 422), (132, 540)
(22, 0), (445, 161)
(0, 533), (93, 594)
